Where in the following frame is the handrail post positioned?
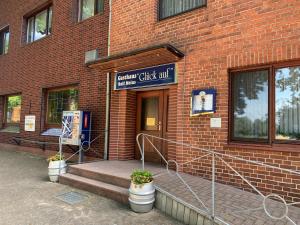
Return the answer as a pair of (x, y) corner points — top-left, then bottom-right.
(211, 152), (215, 224)
(59, 135), (62, 175)
(142, 135), (145, 170)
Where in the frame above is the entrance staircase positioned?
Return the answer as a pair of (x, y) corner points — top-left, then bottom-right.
(59, 162), (130, 204)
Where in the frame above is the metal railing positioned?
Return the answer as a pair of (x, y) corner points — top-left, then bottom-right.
(136, 133), (300, 225)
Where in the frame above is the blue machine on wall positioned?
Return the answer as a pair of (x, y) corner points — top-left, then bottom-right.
(61, 111), (92, 146)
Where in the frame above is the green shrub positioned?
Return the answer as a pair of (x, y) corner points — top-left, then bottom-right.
(47, 153), (64, 162)
(131, 169), (153, 185)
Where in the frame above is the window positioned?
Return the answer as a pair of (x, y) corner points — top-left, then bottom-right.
(230, 63), (300, 144)
(79, 0), (104, 21)
(46, 87), (79, 126)
(159, 0), (206, 20)
(2, 95), (22, 133)
(231, 70), (269, 141)
(275, 66), (300, 141)
(27, 6), (52, 43)
(0, 27), (9, 55)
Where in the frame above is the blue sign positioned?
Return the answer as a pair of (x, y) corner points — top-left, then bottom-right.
(191, 89), (217, 116)
(115, 63), (177, 90)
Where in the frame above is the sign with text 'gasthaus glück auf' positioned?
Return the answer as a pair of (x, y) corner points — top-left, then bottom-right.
(115, 63), (177, 90)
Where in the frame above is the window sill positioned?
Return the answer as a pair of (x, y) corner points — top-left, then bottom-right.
(225, 142), (300, 153)
(41, 128), (61, 137)
(0, 126), (20, 134)
(21, 34), (52, 48)
(75, 12), (105, 26)
(0, 52), (9, 58)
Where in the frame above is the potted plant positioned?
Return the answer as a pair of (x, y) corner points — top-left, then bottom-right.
(128, 170), (155, 213)
(47, 153), (67, 182)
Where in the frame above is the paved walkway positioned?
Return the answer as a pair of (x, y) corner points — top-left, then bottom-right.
(0, 149), (182, 225)
(154, 171), (300, 225)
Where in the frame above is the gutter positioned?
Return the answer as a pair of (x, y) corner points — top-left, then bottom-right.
(104, 0), (112, 160)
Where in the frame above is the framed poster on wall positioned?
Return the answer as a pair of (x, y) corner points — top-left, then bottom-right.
(191, 89), (217, 116)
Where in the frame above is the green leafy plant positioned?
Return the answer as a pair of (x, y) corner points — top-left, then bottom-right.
(47, 153), (64, 162)
(131, 170), (153, 185)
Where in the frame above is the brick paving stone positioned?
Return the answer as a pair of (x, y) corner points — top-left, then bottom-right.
(154, 171), (300, 225)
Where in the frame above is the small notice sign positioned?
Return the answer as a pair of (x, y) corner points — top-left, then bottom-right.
(25, 115), (36, 132)
(210, 118), (222, 128)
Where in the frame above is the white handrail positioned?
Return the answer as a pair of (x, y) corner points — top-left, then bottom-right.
(136, 132), (300, 225)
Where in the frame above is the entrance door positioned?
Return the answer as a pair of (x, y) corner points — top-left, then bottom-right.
(136, 90), (169, 164)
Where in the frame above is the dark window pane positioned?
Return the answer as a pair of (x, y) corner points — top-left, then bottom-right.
(96, 0), (104, 14)
(48, 7), (53, 34)
(232, 70), (269, 140)
(80, 0), (95, 20)
(275, 66), (300, 140)
(160, 0), (206, 19)
(27, 17), (34, 43)
(141, 97), (159, 131)
(34, 9), (48, 41)
(6, 95), (22, 124)
(0, 27), (9, 55)
(47, 89), (79, 124)
(4, 31), (9, 54)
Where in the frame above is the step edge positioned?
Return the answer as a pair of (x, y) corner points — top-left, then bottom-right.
(68, 165), (131, 182)
(60, 173), (129, 195)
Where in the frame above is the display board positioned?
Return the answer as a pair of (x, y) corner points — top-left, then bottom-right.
(191, 89), (217, 116)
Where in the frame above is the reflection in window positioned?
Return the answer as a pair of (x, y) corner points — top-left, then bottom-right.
(27, 6), (52, 43)
(47, 88), (79, 125)
(6, 95), (22, 124)
(35, 10), (48, 40)
(79, 0), (104, 21)
(275, 66), (300, 140)
(141, 97), (159, 131)
(232, 70), (269, 140)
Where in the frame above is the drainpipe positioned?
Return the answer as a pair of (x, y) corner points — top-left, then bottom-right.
(104, 0), (112, 160)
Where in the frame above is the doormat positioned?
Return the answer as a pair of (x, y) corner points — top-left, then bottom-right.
(56, 191), (88, 205)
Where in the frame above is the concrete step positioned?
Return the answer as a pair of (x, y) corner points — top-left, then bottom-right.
(59, 173), (129, 204)
(67, 165), (131, 189)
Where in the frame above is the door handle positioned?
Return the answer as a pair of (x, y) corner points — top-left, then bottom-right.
(158, 121), (162, 131)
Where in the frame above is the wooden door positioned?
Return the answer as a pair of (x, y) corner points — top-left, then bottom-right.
(136, 90), (169, 164)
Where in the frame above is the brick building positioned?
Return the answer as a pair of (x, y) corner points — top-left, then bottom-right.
(0, 0), (109, 157)
(88, 0), (300, 202)
(1, 0), (300, 202)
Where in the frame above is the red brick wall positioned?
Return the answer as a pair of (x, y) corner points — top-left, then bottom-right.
(0, 0), (109, 157)
(108, 0), (300, 202)
(109, 89), (137, 160)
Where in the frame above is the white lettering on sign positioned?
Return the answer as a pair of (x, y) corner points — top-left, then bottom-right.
(139, 71), (157, 82)
(159, 67), (173, 79)
(117, 74), (137, 81)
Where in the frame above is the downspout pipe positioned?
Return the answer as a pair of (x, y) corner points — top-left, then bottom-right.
(104, 0), (112, 160)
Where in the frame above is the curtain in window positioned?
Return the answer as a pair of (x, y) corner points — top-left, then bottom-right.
(232, 70), (269, 140)
(275, 66), (300, 140)
(160, 0), (206, 19)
